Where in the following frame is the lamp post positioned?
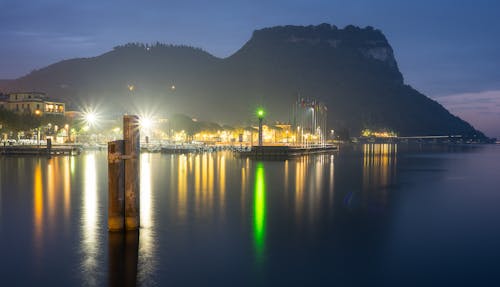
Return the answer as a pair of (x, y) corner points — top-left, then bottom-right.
(65, 124), (70, 143)
(34, 109), (41, 147)
(257, 109), (264, 147)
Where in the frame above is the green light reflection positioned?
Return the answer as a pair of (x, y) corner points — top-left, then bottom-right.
(253, 162), (266, 260)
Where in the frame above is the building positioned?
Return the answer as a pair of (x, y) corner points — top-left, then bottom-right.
(0, 92), (65, 115)
(292, 97), (328, 145)
(0, 94), (7, 110)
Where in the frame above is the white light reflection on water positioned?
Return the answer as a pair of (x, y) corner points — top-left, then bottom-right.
(329, 154), (335, 209)
(81, 153), (99, 286)
(139, 153), (156, 284)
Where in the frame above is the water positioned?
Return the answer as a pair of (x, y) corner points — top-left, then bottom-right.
(1, 144), (500, 286)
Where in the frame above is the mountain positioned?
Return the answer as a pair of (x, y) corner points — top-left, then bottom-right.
(0, 24), (485, 138)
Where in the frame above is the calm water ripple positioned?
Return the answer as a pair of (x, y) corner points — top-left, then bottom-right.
(1, 144), (500, 286)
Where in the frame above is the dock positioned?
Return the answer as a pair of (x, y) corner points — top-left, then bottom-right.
(0, 144), (82, 156)
(240, 145), (338, 158)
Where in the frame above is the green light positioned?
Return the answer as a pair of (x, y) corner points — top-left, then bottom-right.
(257, 109), (265, 118)
(253, 162), (266, 260)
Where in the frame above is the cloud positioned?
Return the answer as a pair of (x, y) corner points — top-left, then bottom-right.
(436, 90), (500, 138)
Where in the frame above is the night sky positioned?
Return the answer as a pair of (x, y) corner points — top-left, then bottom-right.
(1, 0), (499, 137)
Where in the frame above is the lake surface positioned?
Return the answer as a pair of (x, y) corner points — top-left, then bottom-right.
(1, 144), (500, 286)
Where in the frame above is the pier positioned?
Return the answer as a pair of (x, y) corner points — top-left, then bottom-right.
(0, 144), (82, 156)
(240, 144), (338, 158)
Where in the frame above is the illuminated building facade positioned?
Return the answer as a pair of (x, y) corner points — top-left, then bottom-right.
(1, 92), (65, 115)
(292, 97), (328, 145)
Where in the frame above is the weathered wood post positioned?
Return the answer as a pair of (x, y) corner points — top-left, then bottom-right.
(124, 115), (140, 230)
(108, 140), (125, 231)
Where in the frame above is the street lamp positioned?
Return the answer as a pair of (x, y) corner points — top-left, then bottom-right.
(34, 109), (42, 146)
(65, 124), (70, 143)
(257, 108), (265, 146)
(83, 111), (98, 127)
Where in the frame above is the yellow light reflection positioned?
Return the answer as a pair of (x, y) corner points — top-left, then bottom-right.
(362, 144), (397, 208)
(70, 156), (75, 175)
(241, 164), (248, 215)
(253, 162), (266, 261)
(46, 160), (55, 224)
(295, 157), (306, 223)
(202, 153), (208, 194)
(34, 161), (43, 250)
(177, 155), (188, 221)
(63, 157), (71, 223)
(284, 160), (289, 195)
(81, 153), (99, 285)
(200, 153), (209, 217)
(219, 155), (226, 212)
(208, 154), (214, 209)
(195, 154), (201, 214)
(189, 154), (193, 174)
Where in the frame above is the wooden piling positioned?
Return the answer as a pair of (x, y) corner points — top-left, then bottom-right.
(108, 231), (139, 286)
(108, 140), (125, 231)
(46, 138), (52, 155)
(123, 115), (140, 230)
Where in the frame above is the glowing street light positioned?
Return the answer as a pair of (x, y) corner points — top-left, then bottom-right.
(139, 116), (154, 130)
(257, 108), (265, 119)
(81, 106), (101, 131)
(83, 111), (98, 126)
(257, 108), (265, 146)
